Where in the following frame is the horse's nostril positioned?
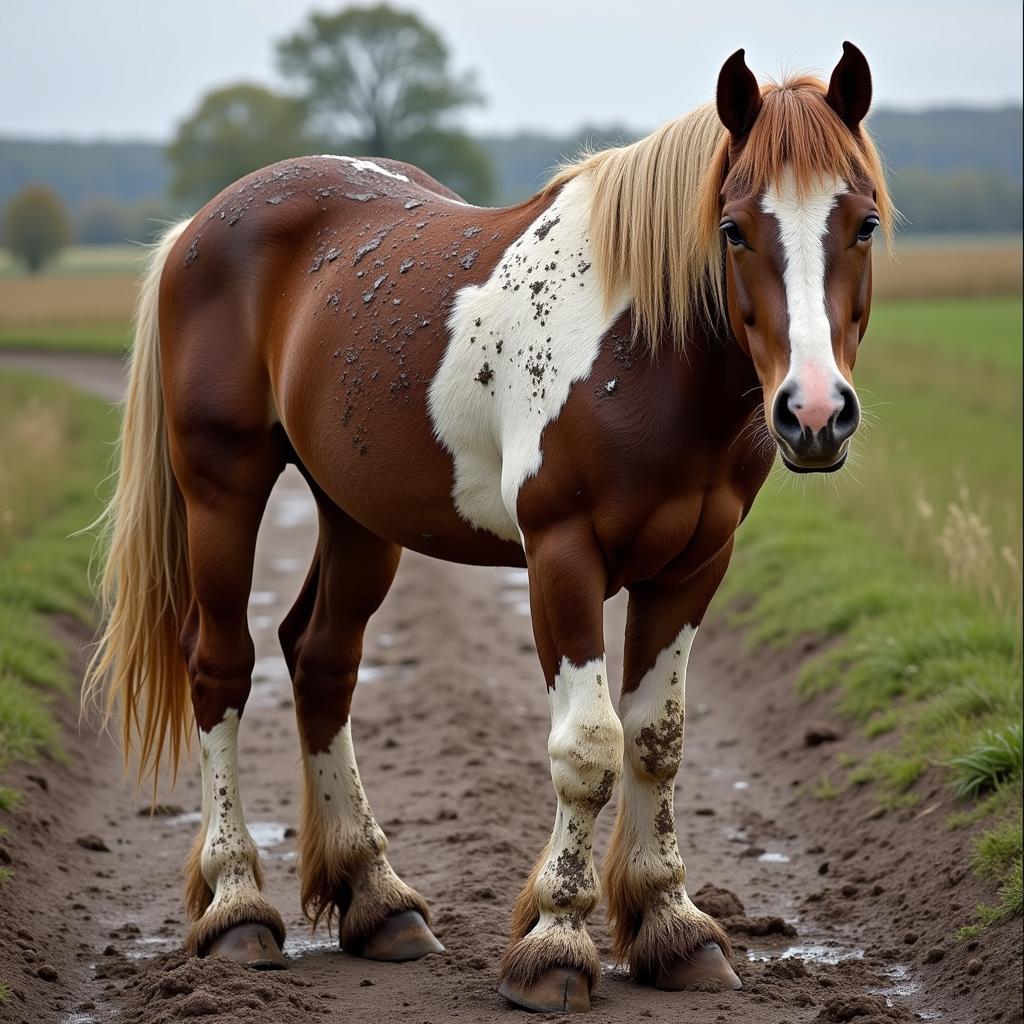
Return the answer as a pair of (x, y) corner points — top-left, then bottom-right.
(832, 385), (860, 443)
(772, 386), (806, 447)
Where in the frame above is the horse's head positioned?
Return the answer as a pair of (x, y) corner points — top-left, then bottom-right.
(712, 44), (889, 473)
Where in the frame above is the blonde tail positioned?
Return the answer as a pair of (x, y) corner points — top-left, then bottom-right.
(84, 219), (193, 789)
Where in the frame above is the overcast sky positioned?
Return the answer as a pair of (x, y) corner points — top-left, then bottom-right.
(3, 1), (1021, 141)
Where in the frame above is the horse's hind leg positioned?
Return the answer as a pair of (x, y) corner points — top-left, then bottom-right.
(173, 408), (289, 966)
(604, 563), (741, 992)
(279, 491), (442, 960)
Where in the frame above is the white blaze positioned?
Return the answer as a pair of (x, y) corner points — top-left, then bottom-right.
(761, 168), (847, 386)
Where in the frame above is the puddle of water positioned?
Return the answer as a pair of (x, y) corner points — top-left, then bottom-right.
(249, 590), (277, 607)
(733, 780), (750, 791)
(168, 810), (202, 827)
(253, 655), (289, 682)
(747, 942), (864, 965)
(358, 664), (394, 683)
(165, 815), (289, 852)
(124, 935), (178, 960)
(248, 822), (289, 849)
(271, 556), (304, 574)
(871, 963), (919, 997)
(868, 965), (944, 1021)
(275, 495), (315, 529)
(377, 633), (400, 648)
(724, 826), (749, 843)
(758, 851), (791, 863)
(286, 932), (339, 956)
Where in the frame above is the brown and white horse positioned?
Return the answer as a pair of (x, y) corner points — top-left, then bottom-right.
(87, 43), (892, 1013)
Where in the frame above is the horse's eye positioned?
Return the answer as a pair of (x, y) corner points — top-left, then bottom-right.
(857, 214), (880, 242)
(720, 220), (746, 246)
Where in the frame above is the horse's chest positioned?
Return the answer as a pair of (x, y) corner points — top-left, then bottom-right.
(428, 176), (626, 543)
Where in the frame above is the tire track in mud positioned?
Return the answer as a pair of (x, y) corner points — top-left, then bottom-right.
(0, 353), (986, 1024)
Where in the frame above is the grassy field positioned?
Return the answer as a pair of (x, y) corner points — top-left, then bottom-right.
(0, 244), (144, 279)
(0, 374), (112, 812)
(872, 235), (1022, 300)
(723, 293), (1023, 935)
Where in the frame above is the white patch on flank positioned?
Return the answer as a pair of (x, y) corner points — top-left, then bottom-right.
(761, 168), (848, 383)
(318, 155), (410, 182)
(198, 710), (262, 916)
(528, 657), (623, 939)
(429, 175), (629, 542)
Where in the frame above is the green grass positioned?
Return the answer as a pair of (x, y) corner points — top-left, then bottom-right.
(868, 298), (1022, 373)
(724, 295), (1022, 936)
(0, 324), (130, 355)
(951, 725), (1023, 799)
(0, 372), (112, 798)
(0, 244), (144, 279)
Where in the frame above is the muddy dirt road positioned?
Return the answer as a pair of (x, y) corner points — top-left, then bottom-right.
(1, 354), (1015, 1024)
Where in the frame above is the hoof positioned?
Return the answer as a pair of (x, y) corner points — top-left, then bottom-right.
(499, 968), (591, 1013)
(655, 942), (741, 991)
(358, 910), (444, 962)
(207, 923), (287, 971)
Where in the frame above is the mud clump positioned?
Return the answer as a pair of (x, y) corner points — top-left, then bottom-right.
(816, 993), (915, 1021)
(692, 883), (797, 937)
(693, 882), (745, 919)
(115, 954), (330, 1024)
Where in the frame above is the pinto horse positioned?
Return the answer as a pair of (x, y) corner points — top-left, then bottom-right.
(87, 43), (892, 1012)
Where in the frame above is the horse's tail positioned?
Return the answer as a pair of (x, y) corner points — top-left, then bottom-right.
(84, 219), (193, 790)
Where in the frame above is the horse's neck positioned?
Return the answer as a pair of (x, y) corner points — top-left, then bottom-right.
(664, 318), (764, 445)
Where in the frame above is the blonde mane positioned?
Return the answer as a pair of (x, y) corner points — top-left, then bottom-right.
(546, 74), (894, 351)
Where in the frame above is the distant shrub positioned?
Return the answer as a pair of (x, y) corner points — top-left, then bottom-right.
(4, 184), (70, 273)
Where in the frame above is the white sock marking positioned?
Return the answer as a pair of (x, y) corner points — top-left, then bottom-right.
(529, 657), (623, 937)
(198, 710), (262, 916)
(305, 722), (387, 863)
(618, 626), (696, 901)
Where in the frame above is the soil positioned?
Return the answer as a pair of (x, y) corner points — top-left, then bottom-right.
(0, 353), (1020, 1024)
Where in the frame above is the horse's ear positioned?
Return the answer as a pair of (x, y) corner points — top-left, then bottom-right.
(826, 41), (872, 130)
(716, 48), (763, 141)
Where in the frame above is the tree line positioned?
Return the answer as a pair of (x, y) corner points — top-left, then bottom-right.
(4, 4), (1021, 272)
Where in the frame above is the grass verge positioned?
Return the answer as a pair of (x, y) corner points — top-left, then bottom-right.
(0, 324), (130, 355)
(0, 372), (112, 809)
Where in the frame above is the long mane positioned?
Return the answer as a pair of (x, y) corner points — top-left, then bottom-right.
(545, 74), (895, 352)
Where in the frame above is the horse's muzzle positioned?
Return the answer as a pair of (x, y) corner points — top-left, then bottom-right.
(772, 382), (860, 472)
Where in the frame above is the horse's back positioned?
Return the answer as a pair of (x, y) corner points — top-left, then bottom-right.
(158, 155), (552, 566)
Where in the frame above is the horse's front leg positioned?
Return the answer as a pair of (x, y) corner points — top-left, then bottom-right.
(604, 555), (741, 991)
(499, 524), (623, 1013)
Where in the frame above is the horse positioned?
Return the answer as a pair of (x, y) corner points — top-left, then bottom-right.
(86, 42), (893, 1013)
